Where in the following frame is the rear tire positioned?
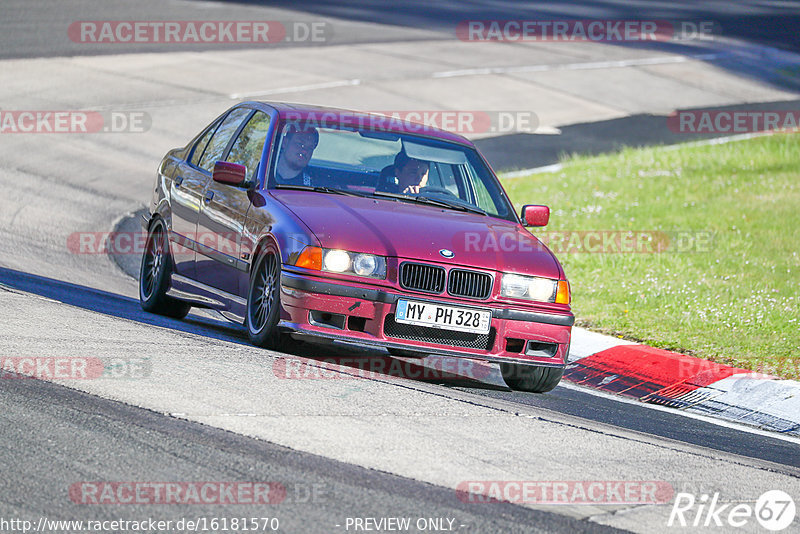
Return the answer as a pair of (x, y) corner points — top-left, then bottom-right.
(246, 244), (284, 349)
(500, 363), (563, 393)
(139, 219), (191, 319)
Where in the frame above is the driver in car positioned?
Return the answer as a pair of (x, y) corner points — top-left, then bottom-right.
(275, 125), (319, 186)
(380, 150), (429, 194)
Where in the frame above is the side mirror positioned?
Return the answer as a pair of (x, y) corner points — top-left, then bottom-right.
(521, 204), (550, 227)
(212, 161), (248, 187)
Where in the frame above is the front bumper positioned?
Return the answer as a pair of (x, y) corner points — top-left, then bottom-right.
(279, 271), (573, 367)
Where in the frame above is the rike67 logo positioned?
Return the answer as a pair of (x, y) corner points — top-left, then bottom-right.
(668, 490), (796, 531)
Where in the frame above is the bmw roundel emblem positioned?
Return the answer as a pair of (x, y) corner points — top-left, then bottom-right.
(439, 249), (455, 259)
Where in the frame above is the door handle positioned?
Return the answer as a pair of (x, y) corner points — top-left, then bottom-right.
(174, 176), (184, 187)
(204, 191), (215, 203)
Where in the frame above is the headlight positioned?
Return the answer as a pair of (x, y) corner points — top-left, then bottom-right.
(352, 253), (379, 276)
(501, 273), (557, 302)
(295, 247), (386, 279)
(324, 250), (385, 278)
(323, 249), (351, 272)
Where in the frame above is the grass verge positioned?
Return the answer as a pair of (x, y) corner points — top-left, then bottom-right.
(501, 133), (799, 379)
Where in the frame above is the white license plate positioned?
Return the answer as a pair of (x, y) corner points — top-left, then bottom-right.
(395, 299), (492, 334)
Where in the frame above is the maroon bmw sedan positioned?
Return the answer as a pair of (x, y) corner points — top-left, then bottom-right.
(140, 102), (573, 392)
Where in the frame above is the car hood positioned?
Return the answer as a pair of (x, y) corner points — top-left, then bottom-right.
(271, 190), (561, 278)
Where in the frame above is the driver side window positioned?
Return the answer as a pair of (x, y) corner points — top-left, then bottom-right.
(226, 111), (271, 182)
(197, 107), (252, 173)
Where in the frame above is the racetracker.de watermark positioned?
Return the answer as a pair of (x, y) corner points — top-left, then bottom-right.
(458, 230), (714, 254)
(0, 357), (151, 380)
(69, 482), (287, 505)
(667, 110), (800, 134)
(658, 355), (791, 382)
(273, 355), (493, 382)
(68, 21), (330, 44)
(283, 110), (539, 135)
(456, 20), (717, 42)
(0, 111), (150, 134)
(68, 231), (215, 256)
(456, 481), (674, 505)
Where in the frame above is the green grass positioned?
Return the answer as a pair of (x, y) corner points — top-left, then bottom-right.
(501, 134), (800, 378)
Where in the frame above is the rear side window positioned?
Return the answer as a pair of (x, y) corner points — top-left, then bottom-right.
(189, 121), (218, 167)
(226, 111), (271, 181)
(198, 107), (252, 173)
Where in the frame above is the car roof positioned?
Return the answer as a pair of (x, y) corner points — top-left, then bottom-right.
(247, 101), (474, 147)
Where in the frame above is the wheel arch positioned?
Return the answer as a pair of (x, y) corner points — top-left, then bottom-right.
(148, 199), (173, 231)
(250, 229), (319, 273)
(251, 233), (282, 272)
(144, 212), (180, 270)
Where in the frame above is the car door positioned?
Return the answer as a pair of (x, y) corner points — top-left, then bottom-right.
(171, 107), (251, 282)
(171, 108), (251, 278)
(169, 118), (219, 278)
(195, 109), (273, 296)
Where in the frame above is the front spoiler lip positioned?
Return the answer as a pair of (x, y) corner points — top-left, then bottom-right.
(278, 321), (566, 369)
(280, 271), (575, 327)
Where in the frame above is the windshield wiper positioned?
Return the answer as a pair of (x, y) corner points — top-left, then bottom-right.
(275, 184), (371, 198)
(371, 191), (407, 201)
(373, 190), (486, 215)
(417, 195), (487, 216)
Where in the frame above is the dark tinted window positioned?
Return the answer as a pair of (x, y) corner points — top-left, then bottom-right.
(198, 107), (251, 173)
(226, 111), (271, 181)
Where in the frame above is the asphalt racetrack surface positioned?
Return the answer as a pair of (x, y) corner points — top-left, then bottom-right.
(3, 0), (800, 58)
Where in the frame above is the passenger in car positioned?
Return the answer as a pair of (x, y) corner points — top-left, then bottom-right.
(379, 150), (430, 194)
(275, 125), (319, 186)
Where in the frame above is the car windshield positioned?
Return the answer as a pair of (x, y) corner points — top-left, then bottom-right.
(268, 120), (515, 221)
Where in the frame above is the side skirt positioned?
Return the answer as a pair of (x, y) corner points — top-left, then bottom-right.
(168, 274), (247, 324)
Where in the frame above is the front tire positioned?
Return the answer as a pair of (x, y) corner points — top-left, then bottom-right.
(139, 219), (191, 319)
(246, 244), (284, 349)
(500, 363), (563, 393)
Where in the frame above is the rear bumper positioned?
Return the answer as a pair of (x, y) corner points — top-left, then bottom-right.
(279, 271), (573, 367)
